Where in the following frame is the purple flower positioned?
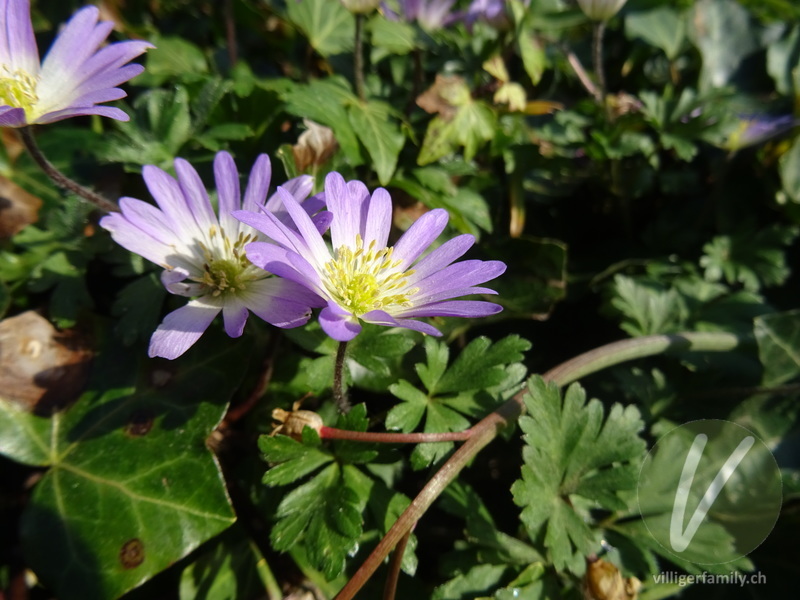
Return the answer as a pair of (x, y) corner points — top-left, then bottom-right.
(100, 152), (327, 359)
(384, 0), (459, 31)
(235, 172), (505, 342)
(461, 0), (530, 30)
(724, 114), (799, 151)
(0, 1), (152, 127)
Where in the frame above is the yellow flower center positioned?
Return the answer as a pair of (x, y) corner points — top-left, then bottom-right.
(323, 235), (415, 316)
(0, 67), (39, 116)
(194, 228), (262, 297)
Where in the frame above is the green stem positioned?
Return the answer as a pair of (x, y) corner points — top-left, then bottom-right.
(354, 13), (366, 101)
(19, 127), (119, 213)
(592, 21), (607, 107)
(333, 331), (748, 600)
(333, 341), (350, 412)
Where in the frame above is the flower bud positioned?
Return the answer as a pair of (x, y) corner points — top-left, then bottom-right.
(576, 0), (628, 22)
(340, 0), (380, 14)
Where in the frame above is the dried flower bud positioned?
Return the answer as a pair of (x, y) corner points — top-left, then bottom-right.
(576, 0), (628, 22)
(292, 119), (338, 172)
(272, 407), (324, 440)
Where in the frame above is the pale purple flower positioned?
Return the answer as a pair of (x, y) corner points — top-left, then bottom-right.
(724, 114), (799, 151)
(100, 152), (327, 359)
(384, 0), (459, 31)
(461, 0), (530, 30)
(235, 172), (505, 342)
(0, 1), (152, 127)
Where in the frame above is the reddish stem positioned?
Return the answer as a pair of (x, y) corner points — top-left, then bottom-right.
(319, 426), (473, 443)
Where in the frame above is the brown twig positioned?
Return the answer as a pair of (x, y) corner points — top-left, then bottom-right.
(382, 529), (412, 600)
(19, 127), (119, 213)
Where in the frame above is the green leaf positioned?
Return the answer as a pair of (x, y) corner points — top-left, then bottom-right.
(286, 0), (355, 57)
(687, 0), (760, 90)
(270, 464), (366, 580)
(281, 78), (364, 166)
(432, 564), (509, 600)
(138, 36), (208, 85)
(511, 377), (646, 573)
(780, 137), (800, 203)
(388, 336), (528, 469)
(754, 310), (800, 386)
(259, 434), (331, 486)
(179, 526), (280, 600)
(699, 226), (798, 292)
(0, 400), (53, 466)
(766, 24), (800, 96)
(347, 101), (405, 185)
(368, 16), (416, 56)
(487, 237), (567, 320)
(625, 6), (687, 60)
(436, 336), (530, 395)
(112, 273), (166, 346)
(16, 335), (248, 600)
(418, 101), (497, 165)
(608, 274), (686, 336)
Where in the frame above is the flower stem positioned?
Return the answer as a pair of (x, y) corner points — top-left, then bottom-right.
(319, 426), (472, 443)
(383, 530), (412, 600)
(592, 21), (608, 108)
(19, 127), (119, 213)
(333, 331), (748, 600)
(333, 341), (350, 412)
(354, 13), (366, 101)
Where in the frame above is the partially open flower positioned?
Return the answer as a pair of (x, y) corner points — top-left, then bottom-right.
(235, 172), (505, 342)
(100, 152), (327, 359)
(0, 1), (152, 127)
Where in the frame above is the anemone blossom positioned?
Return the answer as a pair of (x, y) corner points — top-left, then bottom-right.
(235, 172), (505, 342)
(0, 1), (152, 127)
(100, 152), (327, 359)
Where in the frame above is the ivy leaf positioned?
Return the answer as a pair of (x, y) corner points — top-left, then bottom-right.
(511, 377), (646, 573)
(387, 336), (529, 469)
(418, 101), (497, 165)
(10, 332), (249, 600)
(754, 310), (800, 386)
(700, 226), (798, 292)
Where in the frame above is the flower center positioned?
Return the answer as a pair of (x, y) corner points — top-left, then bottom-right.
(196, 229), (261, 297)
(0, 67), (39, 115)
(323, 235), (415, 316)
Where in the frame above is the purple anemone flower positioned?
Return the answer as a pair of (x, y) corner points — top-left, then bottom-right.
(100, 152), (327, 359)
(0, 1), (152, 127)
(235, 172), (506, 342)
(384, 0), (459, 31)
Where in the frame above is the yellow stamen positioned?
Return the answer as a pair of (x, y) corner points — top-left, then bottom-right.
(324, 235), (416, 316)
(0, 67), (39, 116)
(191, 229), (260, 297)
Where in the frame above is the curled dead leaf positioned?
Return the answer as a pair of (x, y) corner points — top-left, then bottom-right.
(0, 175), (41, 239)
(0, 311), (92, 414)
(583, 558), (641, 600)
